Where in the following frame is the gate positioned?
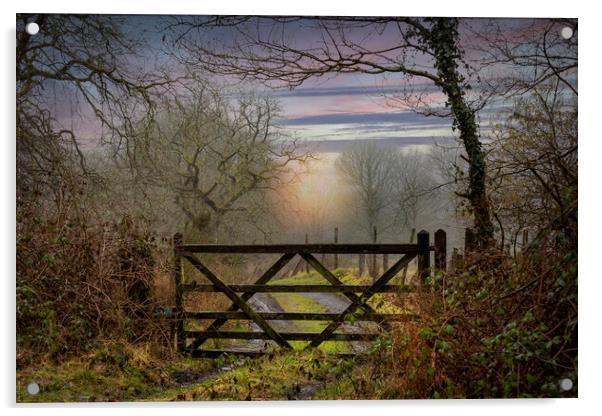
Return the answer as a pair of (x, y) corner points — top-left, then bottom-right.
(172, 229), (447, 357)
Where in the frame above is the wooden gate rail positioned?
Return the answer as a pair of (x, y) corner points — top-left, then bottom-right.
(179, 243), (421, 254)
(183, 311), (418, 320)
(182, 284), (415, 293)
(172, 229), (446, 357)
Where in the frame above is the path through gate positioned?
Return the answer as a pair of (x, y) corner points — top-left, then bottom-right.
(172, 229), (447, 357)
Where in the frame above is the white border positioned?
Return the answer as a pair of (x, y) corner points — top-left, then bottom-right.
(2, 1), (599, 415)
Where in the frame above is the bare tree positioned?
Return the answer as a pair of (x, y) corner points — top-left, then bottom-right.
(114, 84), (309, 241)
(394, 149), (439, 229)
(468, 18), (577, 98)
(468, 18), (577, 250)
(16, 14), (175, 211)
(335, 143), (399, 239)
(166, 16), (495, 247)
(488, 81), (577, 251)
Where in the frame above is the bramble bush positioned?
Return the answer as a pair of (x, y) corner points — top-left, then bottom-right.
(16, 201), (173, 366)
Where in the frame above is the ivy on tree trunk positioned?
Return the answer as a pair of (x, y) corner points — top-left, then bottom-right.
(421, 18), (494, 248)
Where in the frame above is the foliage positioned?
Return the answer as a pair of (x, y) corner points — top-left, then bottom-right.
(488, 84), (577, 252)
(329, 243), (577, 399)
(17, 341), (214, 402)
(16, 200), (172, 364)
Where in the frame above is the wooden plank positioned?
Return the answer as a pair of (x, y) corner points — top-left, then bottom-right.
(180, 243), (420, 254)
(183, 331), (380, 341)
(304, 235), (309, 273)
(333, 227), (338, 269)
(401, 228), (416, 284)
(417, 230), (430, 283)
(183, 284), (415, 293)
(308, 253), (416, 348)
(187, 349), (359, 358)
(184, 311), (418, 321)
(181, 252), (292, 349)
(172, 233), (184, 352)
(359, 253), (365, 276)
(370, 225), (378, 280)
(434, 229), (447, 273)
(465, 228), (475, 252)
(189, 253), (295, 349)
(188, 349), (266, 358)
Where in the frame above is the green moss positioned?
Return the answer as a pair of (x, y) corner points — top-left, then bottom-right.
(152, 350), (347, 401)
(16, 343), (214, 403)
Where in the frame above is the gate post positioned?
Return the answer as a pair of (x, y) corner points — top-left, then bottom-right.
(334, 227), (339, 269)
(417, 230), (430, 284)
(434, 229), (447, 274)
(465, 228), (475, 252)
(305, 234), (309, 274)
(370, 225), (378, 281)
(359, 253), (365, 276)
(172, 233), (184, 352)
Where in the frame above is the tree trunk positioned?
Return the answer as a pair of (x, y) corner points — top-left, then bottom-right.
(426, 18), (494, 248)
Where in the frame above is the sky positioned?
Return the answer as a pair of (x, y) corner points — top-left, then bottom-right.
(42, 15), (567, 154)
(160, 16), (563, 154)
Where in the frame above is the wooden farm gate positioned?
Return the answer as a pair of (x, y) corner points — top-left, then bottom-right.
(172, 229), (447, 357)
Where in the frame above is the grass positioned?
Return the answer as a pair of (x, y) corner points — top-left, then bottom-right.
(151, 349), (357, 401)
(16, 342), (215, 403)
(268, 292), (350, 353)
(17, 342), (361, 402)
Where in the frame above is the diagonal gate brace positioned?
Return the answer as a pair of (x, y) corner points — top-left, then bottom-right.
(307, 253), (416, 349)
(181, 252), (292, 349)
(188, 253), (295, 349)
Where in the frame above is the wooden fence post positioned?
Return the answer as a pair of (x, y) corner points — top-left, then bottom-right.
(371, 225), (378, 281)
(359, 253), (365, 277)
(522, 229), (529, 249)
(172, 233), (184, 352)
(434, 229), (447, 274)
(305, 234), (309, 274)
(451, 247), (463, 270)
(401, 228), (416, 284)
(334, 227), (339, 269)
(417, 230), (430, 284)
(464, 228), (475, 252)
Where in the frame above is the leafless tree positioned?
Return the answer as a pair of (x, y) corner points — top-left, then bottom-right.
(467, 18), (577, 98)
(488, 81), (577, 252)
(393, 149), (439, 229)
(16, 14), (176, 211)
(113, 84), (310, 242)
(335, 142), (399, 238)
(467, 18), (577, 251)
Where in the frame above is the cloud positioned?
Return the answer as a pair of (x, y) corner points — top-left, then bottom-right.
(299, 136), (457, 153)
(269, 83), (440, 99)
(278, 110), (453, 127)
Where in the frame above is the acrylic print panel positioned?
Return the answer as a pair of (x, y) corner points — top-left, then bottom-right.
(16, 14), (577, 402)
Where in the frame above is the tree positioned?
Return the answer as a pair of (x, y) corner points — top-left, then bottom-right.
(469, 18), (577, 97)
(167, 16), (495, 247)
(336, 143), (438, 240)
(488, 82), (577, 252)
(115, 84), (309, 241)
(16, 14), (174, 211)
(335, 143), (398, 238)
(393, 149), (439, 229)
(469, 18), (577, 250)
